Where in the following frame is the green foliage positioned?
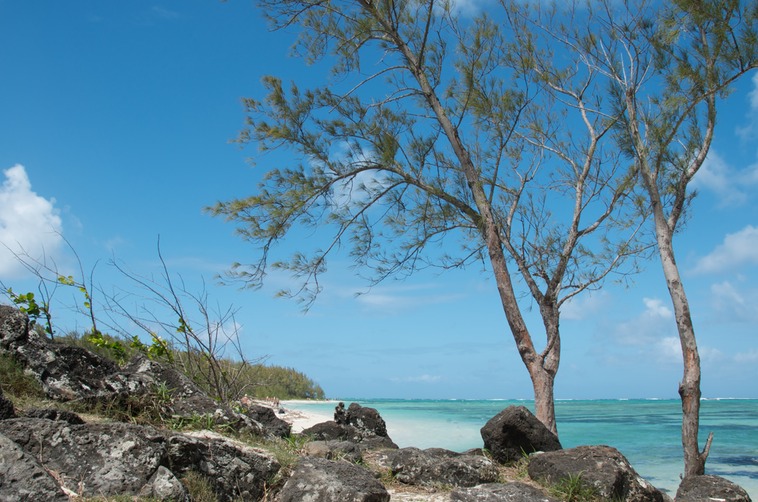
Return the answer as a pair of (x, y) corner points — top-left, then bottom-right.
(171, 349), (325, 402)
(130, 333), (173, 363)
(4, 288), (53, 337)
(85, 331), (129, 363)
(66, 330), (173, 366)
(549, 473), (599, 502)
(242, 364), (325, 400)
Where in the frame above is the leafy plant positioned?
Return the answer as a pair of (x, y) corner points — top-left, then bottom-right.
(85, 331), (128, 363)
(130, 333), (173, 363)
(4, 288), (53, 337)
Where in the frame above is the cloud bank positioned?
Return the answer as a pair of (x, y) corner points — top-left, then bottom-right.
(0, 165), (64, 278)
(693, 225), (758, 275)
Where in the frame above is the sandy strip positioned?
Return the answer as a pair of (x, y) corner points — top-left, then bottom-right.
(253, 399), (338, 433)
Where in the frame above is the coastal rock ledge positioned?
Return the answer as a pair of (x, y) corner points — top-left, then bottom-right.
(0, 306), (754, 501)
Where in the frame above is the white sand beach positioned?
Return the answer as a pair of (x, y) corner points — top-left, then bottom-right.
(276, 400), (339, 433)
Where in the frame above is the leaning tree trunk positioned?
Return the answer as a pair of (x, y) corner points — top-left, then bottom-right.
(656, 226), (713, 476)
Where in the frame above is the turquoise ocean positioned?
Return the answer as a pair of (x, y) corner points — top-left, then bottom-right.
(285, 399), (758, 498)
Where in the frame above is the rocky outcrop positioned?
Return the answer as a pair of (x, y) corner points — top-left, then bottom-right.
(302, 403), (399, 450)
(480, 405), (562, 464)
(338, 401), (389, 437)
(0, 306), (293, 438)
(243, 402), (292, 438)
(451, 482), (562, 501)
(0, 417), (279, 501)
(3, 306), (752, 501)
(117, 355), (265, 436)
(676, 474), (752, 502)
(387, 447), (500, 488)
(0, 305), (120, 401)
(0, 432), (69, 501)
(527, 445), (666, 502)
(277, 456), (390, 502)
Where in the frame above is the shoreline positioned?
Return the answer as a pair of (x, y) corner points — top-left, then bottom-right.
(274, 398), (758, 498)
(277, 399), (338, 433)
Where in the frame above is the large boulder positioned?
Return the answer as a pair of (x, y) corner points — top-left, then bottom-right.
(243, 403), (291, 438)
(0, 432), (69, 501)
(389, 447), (500, 488)
(675, 475), (752, 502)
(302, 420), (398, 450)
(0, 417), (280, 501)
(343, 402), (389, 437)
(527, 445), (665, 502)
(480, 405), (562, 464)
(277, 456), (390, 502)
(0, 418), (168, 498)
(0, 305), (121, 401)
(166, 430), (281, 500)
(451, 482), (561, 502)
(0, 305), (29, 348)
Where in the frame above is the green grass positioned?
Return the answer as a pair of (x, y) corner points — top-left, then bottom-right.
(549, 473), (600, 502)
(0, 354), (45, 399)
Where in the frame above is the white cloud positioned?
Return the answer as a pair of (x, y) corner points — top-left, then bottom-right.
(734, 349), (758, 364)
(355, 283), (463, 313)
(692, 225), (758, 275)
(560, 291), (609, 321)
(611, 297), (674, 346)
(390, 374), (442, 384)
(642, 297), (673, 319)
(736, 72), (758, 139)
(0, 165), (64, 278)
(318, 142), (394, 213)
(709, 280), (758, 323)
(647, 336), (723, 365)
(330, 168), (392, 211)
(657, 336), (682, 363)
(691, 150), (758, 207)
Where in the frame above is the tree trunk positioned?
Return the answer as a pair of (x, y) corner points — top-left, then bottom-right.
(625, 85), (713, 477)
(657, 229), (712, 476)
(530, 363), (558, 435)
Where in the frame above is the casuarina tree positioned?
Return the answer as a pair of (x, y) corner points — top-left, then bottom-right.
(527, 0), (757, 475)
(211, 0), (653, 435)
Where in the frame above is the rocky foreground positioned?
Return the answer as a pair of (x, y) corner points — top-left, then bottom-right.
(0, 305), (752, 501)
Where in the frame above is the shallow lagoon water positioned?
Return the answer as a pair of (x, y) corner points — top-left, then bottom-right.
(285, 398), (758, 498)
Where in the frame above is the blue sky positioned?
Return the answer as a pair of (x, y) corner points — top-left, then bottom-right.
(1, 1), (757, 400)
